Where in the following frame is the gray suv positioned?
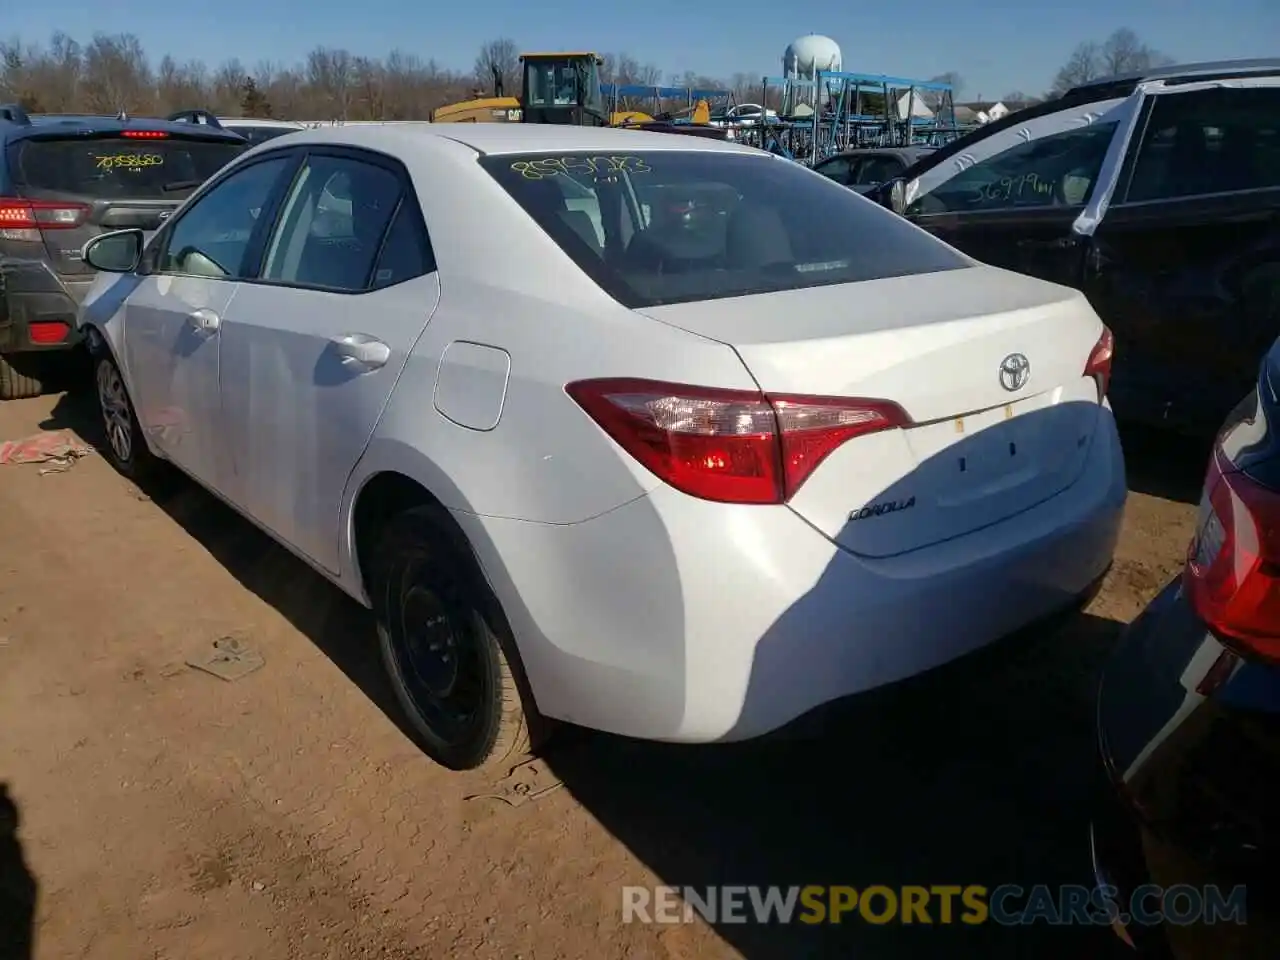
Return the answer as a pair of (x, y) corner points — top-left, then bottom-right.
(0, 104), (245, 399)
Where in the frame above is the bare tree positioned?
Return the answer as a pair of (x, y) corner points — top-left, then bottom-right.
(81, 33), (152, 113)
(31, 32), (82, 111)
(353, 56), (386, 120)
(599, 53), (663, 112)
(601, 53), (660, 88)
(0, 38), (43, 109)
(1051, 41), (1102, 94)
(154, 55), (208, 113)
(1101, 27), (1169, 76)
(306, 47), (355, 120)
(212, 59), (247, 114)
(473, 38), (519, 97)
(1051, 29), (1172, 95)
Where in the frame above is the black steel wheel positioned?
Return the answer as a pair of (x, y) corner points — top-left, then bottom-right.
(371, 507), (533, 770)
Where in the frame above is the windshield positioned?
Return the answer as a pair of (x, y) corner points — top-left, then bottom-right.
(481, 151), (967, 308)
(14, 136), (244, 200)
(527, 64), (579, 107)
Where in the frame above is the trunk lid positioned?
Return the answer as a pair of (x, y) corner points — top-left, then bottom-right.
(638, 265), (1108, 557)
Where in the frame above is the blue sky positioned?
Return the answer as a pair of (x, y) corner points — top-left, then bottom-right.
(8, 0), (1278, 100)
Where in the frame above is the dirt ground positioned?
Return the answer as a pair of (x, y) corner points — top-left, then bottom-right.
(0, 390), (1205, 960)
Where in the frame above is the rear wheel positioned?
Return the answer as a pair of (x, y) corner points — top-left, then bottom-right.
(0, 353), (43, 401)
(94, 353), (155, 481)
(371, 507), (534, 771)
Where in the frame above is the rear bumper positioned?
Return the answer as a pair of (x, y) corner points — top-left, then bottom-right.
(455, 407), (1127, 742)
(0, 257), (90, 353)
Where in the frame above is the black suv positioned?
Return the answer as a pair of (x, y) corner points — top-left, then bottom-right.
(0, 105), (246, 399)
(874, 59), (1280, 439)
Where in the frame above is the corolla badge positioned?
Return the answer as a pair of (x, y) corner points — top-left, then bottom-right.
(999, 353), (1030, 392)
(849, 495), (915, 522)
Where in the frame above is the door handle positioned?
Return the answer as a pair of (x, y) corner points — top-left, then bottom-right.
(331, 333), (390, 369)
(188, 308), (221, 334)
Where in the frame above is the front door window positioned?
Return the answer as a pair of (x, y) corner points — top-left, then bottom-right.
(908, 122), (1119, 215)
(157, 156), (294, 278)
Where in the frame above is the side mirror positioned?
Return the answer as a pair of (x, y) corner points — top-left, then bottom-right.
(83, 229), (144, 273)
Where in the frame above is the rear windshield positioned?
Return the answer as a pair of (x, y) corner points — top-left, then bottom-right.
(480, 151), (967, 307)
(14, 136), (244, 200)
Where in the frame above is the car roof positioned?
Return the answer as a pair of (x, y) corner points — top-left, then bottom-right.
(1065, 57), (1280, 97)
(900, 56), (1280, 184)
(1, 113), (245, 144)
(260, 122), (765, 158)
(218, 117), (307, 129)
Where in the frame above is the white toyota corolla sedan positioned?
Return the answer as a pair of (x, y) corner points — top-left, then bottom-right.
(77, 123), (1126, 770)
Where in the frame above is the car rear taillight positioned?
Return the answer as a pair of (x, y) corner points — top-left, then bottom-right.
(0, 198), (89, 234)
(566, 377), (910, 504)
(27, 321), (70, 345)
(121, 130), (168, 139)
(1084, 325), (1114, 401)
(1185, 447), (1280, 659)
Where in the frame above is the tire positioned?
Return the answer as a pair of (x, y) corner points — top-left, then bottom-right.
(0, 353), (43, 401)
(371, 507), (533, 771)
(94, 352), (155, 481)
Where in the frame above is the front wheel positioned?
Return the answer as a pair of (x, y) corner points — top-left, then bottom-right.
(372, 508), (534, 771)
(95, 353), (155, 481)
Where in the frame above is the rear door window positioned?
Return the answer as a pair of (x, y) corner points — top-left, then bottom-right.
(370, 200), (437, 290)
(14, 136), (245, 200)
(1123, 87), (1280, 202)
(261, 154), (403, 292)
(481, 151), (967, 308)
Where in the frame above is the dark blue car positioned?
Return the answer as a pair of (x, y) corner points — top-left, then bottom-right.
(1092, 336), (1280, 956)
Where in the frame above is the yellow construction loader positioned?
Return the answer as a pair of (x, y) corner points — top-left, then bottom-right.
(432, 52), (653, 126)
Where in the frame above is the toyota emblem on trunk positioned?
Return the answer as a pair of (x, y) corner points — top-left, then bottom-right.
(157, 210), (171, 222)
(999, 353), (1030, 392)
